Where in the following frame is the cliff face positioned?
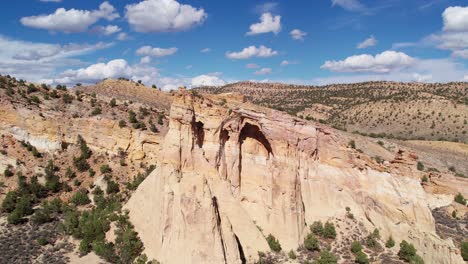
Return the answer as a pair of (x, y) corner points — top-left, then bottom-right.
(0, 101), (162, 164)
(126, 91), (464, 264)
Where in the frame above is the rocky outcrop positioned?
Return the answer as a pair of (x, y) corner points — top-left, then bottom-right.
(125, 91), (464, 264)
(0, 103), (162, 164)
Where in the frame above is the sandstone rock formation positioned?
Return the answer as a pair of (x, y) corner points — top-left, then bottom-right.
(126, 91), (465, 264)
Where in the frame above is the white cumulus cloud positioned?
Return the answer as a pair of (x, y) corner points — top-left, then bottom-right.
(290, 29), (307, 40)
(92, 25), (121, 35)
(443, 6), (468, 32)
(254, 68), (272, 75)
(20, 1), (119, 33)
(246, 63), (260, 69)
(331, 0), (366, 12)
(136, 46), (178, 57)
(246, 13), (281, 35)
(191, 74), (226, 87)
(200, 48), (211, 53)
(226, 45), (278, 60)
(357, 35), (377, 49)
(125, 0), (207, 33)
(321, 50), (415, 73)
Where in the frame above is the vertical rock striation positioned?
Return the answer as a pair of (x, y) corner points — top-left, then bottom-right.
(125, 91), (464, 264)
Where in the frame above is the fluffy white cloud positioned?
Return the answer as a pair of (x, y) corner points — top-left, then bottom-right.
(452, 49), (468, 59)
(136, 46), (178, 57)
(246, 63), (260, 69)
(254, 68), (272, 75)
(331, 0), (366, 12)
(116, 32), (129, 41)
(315, 58), (467, 84)
(125, 0), (207, 33)
(92, 25), (121, 35)
(280, 60), (297, 66)
(321, 51), (415, 73)
(226, 45), (278, 60)
(425, 6), (468, 58)
(254, 2), (279, 14)
(247, 12), (281, 35)
(191, 74), (226, 87)
(200, 48), (211, 53)
(357, 35), (377, 49)
(20, 2), (119, 33)
(0, 35), (112, 81)
(442, 6), (468, 32)
(140, 56), (151, 64)
(290, 29), (307, 40)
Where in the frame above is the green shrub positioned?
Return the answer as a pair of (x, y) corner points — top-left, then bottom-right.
(66, 167), (76, 179)
(288, 250), (296, 259)
(106, 179), (120, 194)
(372, 229), (380, 239)
(110, 98), (116, 107)
(119, 120), (126, 128)
(454, 193), (466, 205)
(315, 249), (338, 264)
(15, 195), (34, 216)
(70, 190), (91, 206)
(365, 234), (378, 248)
(351, 241), (363, 253)
(323, 222), (337, 239)
(386, 236), (395, 248)
(266, 234), (281, 252)
(30, 95), (41, 104)
(126, 173), (147, 191)
(37, 237), (48, 246)
(417, 162), (424, 171)
(421, 175), (428, 183)
(398, 240), (417, 262)
(7, 210), (24, 224)
(31, 208), (53, 225)
(409, 255), (424, 264)
(310, 221), (324, 236)
(4, 167), (14, 177)
(348, 140), (356, 149)
(1, 191), (18, 213)
(461, 241), (468, 261)
(74, 156), (90, 172)
(304, 233), (319, 251)
(129, 111), (137, 123)
(91, 107), (102, 116)
(100, 164), (112, 174)
(114, 215), (144, 263)
(355, 251), (369, 264)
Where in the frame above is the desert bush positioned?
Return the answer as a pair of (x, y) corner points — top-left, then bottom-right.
(323, 222), (337, 239)
(70, 189), (91, 205)
(454, 193), (466, 205)
(398, 240), (417, 262)
(351, 241), (363, 253)
(315, 249), (338, 264)
(386, 236), (395, 248)
(288, 250), (296, 259)
(266, 234), (281, 252)
(417, 161), (424, 171)
(461, 241), (468, 261)
(304, 233), (319, 251)
(355, 251), (369, 264)
(310, 221), (324, 236)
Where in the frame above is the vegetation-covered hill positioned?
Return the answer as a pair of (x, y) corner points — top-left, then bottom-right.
(198, 81), (468, 143)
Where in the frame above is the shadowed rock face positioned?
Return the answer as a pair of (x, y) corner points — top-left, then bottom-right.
(125, 91), (464, 264)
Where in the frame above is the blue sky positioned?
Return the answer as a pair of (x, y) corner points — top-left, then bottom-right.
(1, 0), (468, 89)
